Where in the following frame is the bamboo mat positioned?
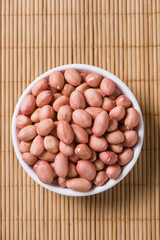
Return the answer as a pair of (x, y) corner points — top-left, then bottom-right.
(0, 0), (160, 239)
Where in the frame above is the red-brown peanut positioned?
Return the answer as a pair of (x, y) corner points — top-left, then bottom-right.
(85, 107), (104, 119)
(99, 151), (118, 165)
(20, 95), (36, 116)
(22, 152), (37, 165)
(70, 90), (86, 110)
(84, 89), (102, 107)
(76, 82), (89, 93)
(34, 160), (54, 184)
(49, 71), (64, 90)
(44, 135), (59, 153)
(93, 159), (105, 171)
(30, 135), (44, 156)
(67, 162), (77, 178)
(37, 119), (54, 136)
(86, 72), (102, 87)
(59, 141), (75, 156)
(102, 97), (115, 111)
(66, 178), (92, 192)
(19, 141), (32, 153)
(18, 125), (37, 141)
(57, 120), (74, 144)
(64, 69), (82, 86)
(39, 150), (56, 162)
(93, 171), (108, 186)
(61, 84), (75, 96)
(57, 105), (72, 122)
(100, 78), (115, 96)
(106, 164), (121, 179)
(57, 177), (67, 188)
(71, 124), (88, 143)
(75, 144), (92, 159)
(72, 109), (92, 128)
(89, 135), (108, 152)
(36, 90), (52, 107)
(76, 160), (96, 180)
(117, 148), (134, 166)
(116, 95), (131, 108)
(54, 153), (68, 178)
(32, 79), (48, 96)
(69, 154), (79, 163)
(124, 108), (140, 129)
(16, 115), (32, 129)
(107, 119), (118, 132)
(109, 144), (123, 153)
(89, 151), (97, 162)
(30, 108), (40, 123)
(53, 95), (69, 112)
(106, 130), (124, 144)
(92, 111), (109, 137)
(109, 105), (125, 121)
(123, 130), (138, 147)
(39, 105), (55, 120)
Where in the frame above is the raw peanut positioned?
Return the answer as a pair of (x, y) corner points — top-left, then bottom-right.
(115, 95), (131, 108)
(44, 135), (59, 153)
(107, 119), (118, 132)
(80, 73), (87, 81)
(89, 135), (108, 152)
(85, 127), (93, 135)
(124, 108), (140, 129)
(75, 144), (92, 159)
(84, 89), (102, 107)
(39, 150), (56, 162)
(16, 115), (32, 129)
(102, 97), (115, 111)
(49, 71), (64, 90)
(48, 85), (58, 94)
(85, 72), (102, 87)
(37, 119), (54, 136)
(32, 79), (48, 96)
(34, 123), (39, 129)
(30, 135), (44, 156)
(20, 95), (36, 115)
(106, 164), (121, 179)
(67, 162), (77, 178)
(70, 90), (86, 110)
(76, 160), (96, 180)
(57, 105), (72, 122)
(34, 160), (54, 184)
(54, 153), (68, 177)
(69, 154), (79, 163)
(71, 124), (88, 143)
(117, 148), (134, 166)
(53, 93), (62, 100)
(123, 130), (138, 147)
(106, 130), (124, 144)
(99, 151), (118, 165)
(50, 121), (58, 138)
(109, 144), (123, 153)
(100, 78), (115, 96)
(76, 82), (89, 93)
(95, 88), (106, 97)
(93, 159), (105, 171)
(50, 162), (57, 178)
(53, 95), (69, 112)
(66, 178), (92, 192)
(61, 84), (75, 96)
(22, 152), (37, 165)
(30, 108), (40, 123)
(39, 105), (55, 120)
(110, 87), (121, 100)
(93, 171), (108, 186)
(89, 151), (97, 162)
(64, 69), (82, 86)
(72, 109), (92, 128)
(59, 141), (75, 156)
(109, 105), (125, 121)
(92, 111), (109, 137)
(19, 141), (32, 153)
(18, 125), (37, 141)
(36, 90), (52, 107)
(57, 120), (74, 144)
(85, 107), (104, 119)
(118, 124), (128, 132)
(57, 177), (67, 188)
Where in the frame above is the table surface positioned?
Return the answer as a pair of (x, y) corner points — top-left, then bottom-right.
(0, 0), (160, 239)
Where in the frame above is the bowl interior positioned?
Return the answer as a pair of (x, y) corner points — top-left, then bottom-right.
(12, 64), (144, 197)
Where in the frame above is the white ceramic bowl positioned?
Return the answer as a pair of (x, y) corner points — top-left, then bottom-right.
(12, 64), (144, 197)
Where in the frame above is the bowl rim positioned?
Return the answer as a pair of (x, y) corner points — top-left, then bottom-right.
(12, 64), (144, 197)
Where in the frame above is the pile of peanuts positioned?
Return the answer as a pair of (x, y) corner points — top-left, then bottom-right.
(16, 69), (140, 192)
